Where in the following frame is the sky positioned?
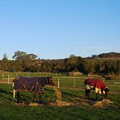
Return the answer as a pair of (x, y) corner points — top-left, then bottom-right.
(0, 0), (120, 60)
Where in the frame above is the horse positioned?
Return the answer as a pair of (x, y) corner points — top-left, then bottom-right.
(13, 76), (55, 103)
(84, 78), (109, 100)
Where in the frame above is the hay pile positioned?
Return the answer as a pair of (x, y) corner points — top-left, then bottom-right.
(56, 100), (71, 106)
(28, 102), (40, 106)
(53, 86), (61, 101)
(93, 99), (113, 108)
(14, 102), (41, 107)
(53, 86), (71, 106)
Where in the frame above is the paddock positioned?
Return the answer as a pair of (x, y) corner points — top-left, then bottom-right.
(0, 72), (120, 119)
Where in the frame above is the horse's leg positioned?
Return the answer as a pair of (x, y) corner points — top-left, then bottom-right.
(16, 91), (20, 103)
(32, 93), (35, 102)
(19, 91), (22, 103)
(32, 92), (36, 102)
(86, 90), (90, 99)
(38, 93), (42, 103)
(103, 93), (106, 99)
(96, 93), (98, 101)
(16, 91), (22, 103)
(88, 90), (90, 99)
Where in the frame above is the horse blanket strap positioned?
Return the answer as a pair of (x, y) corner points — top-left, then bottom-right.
(30, 85), (34, 91)
(23, 84), (28, 91)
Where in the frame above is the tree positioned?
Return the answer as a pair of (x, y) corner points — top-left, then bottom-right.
(83, 59), (95, 74)
(12, 51), (38, 71)
(0, 54), (9, 71)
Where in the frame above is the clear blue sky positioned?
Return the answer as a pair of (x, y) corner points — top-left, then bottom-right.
(0, 0), (120, 59)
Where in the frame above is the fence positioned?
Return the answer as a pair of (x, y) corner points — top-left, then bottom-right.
(0, 72), (89, 88)
(1, 72), (120, 95)
(0, 72), (70, 79)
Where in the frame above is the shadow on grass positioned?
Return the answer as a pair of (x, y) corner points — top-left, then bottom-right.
(0, 89), (15, 102)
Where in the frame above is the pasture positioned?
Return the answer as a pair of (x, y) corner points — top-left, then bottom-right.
(0, 72), (120, 120)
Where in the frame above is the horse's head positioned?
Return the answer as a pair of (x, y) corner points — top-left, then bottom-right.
(105, 88), (109, 99)
(48, 76), (55, 86)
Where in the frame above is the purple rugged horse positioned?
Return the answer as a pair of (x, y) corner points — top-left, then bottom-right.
(13, 76), (55, 103)
(84, 78), (109, 100)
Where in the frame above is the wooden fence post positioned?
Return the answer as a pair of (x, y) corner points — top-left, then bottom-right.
(12, 83), (16, 98)
(13, 89), (16, 98)
(58, 79), (60, 88)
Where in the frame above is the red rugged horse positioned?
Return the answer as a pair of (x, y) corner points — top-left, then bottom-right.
(13, 76), (55, 103)
(84, 78), (109, 100)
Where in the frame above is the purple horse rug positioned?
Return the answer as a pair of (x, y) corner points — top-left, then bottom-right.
(13, 77), (50, 93)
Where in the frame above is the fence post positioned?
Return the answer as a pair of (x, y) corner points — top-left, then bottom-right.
(58, 79), (60, 88)
(73, 77), (75, 87)
(13, 89), (16, 98)
(8, 73), (10, 84)
(12, 83), (16, 98)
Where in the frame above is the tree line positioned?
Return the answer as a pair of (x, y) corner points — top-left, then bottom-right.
(0, 51), (120, 75)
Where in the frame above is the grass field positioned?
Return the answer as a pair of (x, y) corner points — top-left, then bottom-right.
(0, 73), (120, 120)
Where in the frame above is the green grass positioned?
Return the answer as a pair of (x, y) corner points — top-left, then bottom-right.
(0, 73), (120, 120)
(0, 83), (120, 120)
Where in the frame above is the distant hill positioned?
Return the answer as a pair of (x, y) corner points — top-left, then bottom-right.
(98, 52), (120, 58)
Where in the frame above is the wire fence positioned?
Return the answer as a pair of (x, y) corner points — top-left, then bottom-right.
(0, 72), (85, 78)
(0, 72), (120, 94)
(0, 72), (89, 89)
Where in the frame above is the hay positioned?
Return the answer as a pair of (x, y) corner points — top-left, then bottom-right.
(56, 100), (71, 106)
(47, 102), (56, 106)
(93, 99), (113, 108)
(14, 102), (41, 107)
(53, 86), (71, 106)
(28, 102), (40, 106)
(81, 101), (90, 106)
(53, 86), (61, 100)
(14, 103), (26, 106)
(93, 101), (103, 107)
(102, 99), (113, 104)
